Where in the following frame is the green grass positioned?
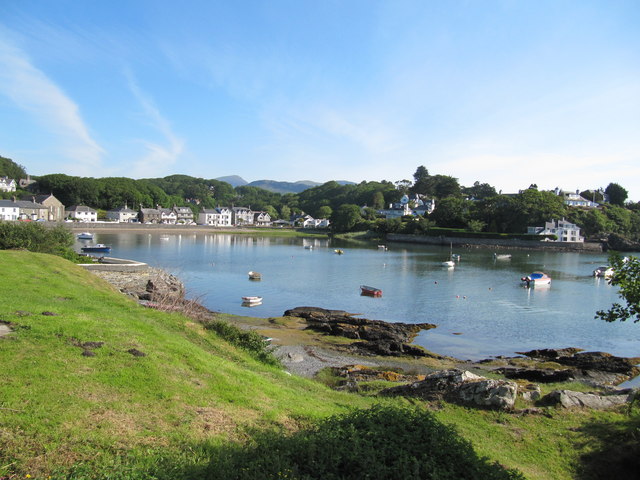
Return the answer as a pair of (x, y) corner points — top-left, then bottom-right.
(0, 250), (369, 477)
(1, 250), (637, 479)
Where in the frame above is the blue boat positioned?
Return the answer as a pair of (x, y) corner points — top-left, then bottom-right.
(81, 244), (112, 254)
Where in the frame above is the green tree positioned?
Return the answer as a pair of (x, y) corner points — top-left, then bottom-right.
(430, 197), (470, 228)
(0, 155), (27, 180)
(331, 204), (363, 232)
(316, 205), (332, 219)
(605, 183), (628, 206)
(280, 205), (291, 221)
(596, 254), (640, 323)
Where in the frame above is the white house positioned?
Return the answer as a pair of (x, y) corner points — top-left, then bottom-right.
(252, 211), (272, 226)
(554, 188), (599, 208)
(528, 218), (584, 243)
(232, 207), (253, 226)
(0, 200), (19, 220)
(198, 207), (232, 227)
(66, 205), (97, 222)
(0, 177), (17, 192)
(106, 205), (138, 223)
(159, 208), (178, 224)
(173, 206), (194, 224)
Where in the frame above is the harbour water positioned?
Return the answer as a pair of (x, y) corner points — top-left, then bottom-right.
(80, 232), (639, 362)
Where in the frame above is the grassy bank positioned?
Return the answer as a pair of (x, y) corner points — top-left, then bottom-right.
(0, 250), (636, 479)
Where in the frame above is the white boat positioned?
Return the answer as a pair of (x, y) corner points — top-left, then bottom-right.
(442, 242), (455, 267)
(304, 245), (313, 250)
(77, 232), (94, 240)
(521, 272), (551, 287)
(593, 266), (614, 278)
(248, 271), (262, 280)
(241, 296), (263, 305)
(451, 253), (461, 261)
(494, 253), (511, 260)
(377, 245), (388, 251)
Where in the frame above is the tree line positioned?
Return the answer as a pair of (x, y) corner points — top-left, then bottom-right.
(1, 154), (638, 239)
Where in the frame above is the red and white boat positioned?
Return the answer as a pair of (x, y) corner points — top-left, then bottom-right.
(360, 285), (382, 297)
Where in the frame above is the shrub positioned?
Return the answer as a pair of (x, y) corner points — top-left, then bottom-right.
(206, 404), (524, 479)
(205, 320), (280, 367)
(0, 221), (81, 259)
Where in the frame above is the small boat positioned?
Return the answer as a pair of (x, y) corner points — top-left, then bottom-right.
(451, 253), (461, 261)
(77, 232), (93, 240)
(593, 266), (614, 278)
(521, 272), (551, 287)
(377, 245), (388, 251)
(81, 244), (111, 253)
(442, 242), (455, 267)
(248, 271), (262, 280)
(494, 253), (512, 260)
(241, 296), (263, 304)
(334, 249), (344, 255)
(304, 245), (313, 250)
(360, 285), (382, 297)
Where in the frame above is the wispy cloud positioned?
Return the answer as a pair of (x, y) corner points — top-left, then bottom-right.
(0, 33), (104, 173)
(125, 71), (184, 177)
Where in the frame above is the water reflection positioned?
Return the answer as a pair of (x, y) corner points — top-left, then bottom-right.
(82, 232), (639, 361)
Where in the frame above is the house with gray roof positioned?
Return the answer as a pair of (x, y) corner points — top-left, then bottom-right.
(106, 205), (138, 223)
(66, 205), (97, 222)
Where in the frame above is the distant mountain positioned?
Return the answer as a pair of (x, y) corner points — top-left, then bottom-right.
(246, 180), (321, 194)
(215, 175), (248, 187)
(215, 176), (356, 193)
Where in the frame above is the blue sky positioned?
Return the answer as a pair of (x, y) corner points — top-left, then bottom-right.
(1, 0), (639, 200)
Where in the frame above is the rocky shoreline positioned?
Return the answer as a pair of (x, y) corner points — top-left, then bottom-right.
(89, 266), (639, 411)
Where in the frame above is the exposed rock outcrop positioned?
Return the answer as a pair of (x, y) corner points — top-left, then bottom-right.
(510, 348), (640, 385)
(541, 389), (636, 409)
(380, 369), (518, 410)
(283, 306), (437, 357)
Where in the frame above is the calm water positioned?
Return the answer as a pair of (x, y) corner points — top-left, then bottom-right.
(80, 232), (639, 361)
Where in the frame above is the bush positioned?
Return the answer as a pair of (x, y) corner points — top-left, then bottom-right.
(0, 221), (80, 258)
(206, 404), (524, 479)
(205, 320), (280, 367)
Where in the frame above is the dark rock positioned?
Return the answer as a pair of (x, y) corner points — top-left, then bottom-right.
(284, 306), (436, 358)
(495, 367), (576, 383)
(605, 233), (640, 252)
(41, 311), (58, 316)
(514, 348), (640, 385)
(516, 348), (584, 359)
(127, 348), (146, 357)
(81, 350), (96, 357)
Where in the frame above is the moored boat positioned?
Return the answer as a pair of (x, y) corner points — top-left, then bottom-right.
(77, 232), (94, 240)
(360, 285), (382, 297)
(442, 260), (455, 267)
(81, 244), (111, 253)
(521, 272), (551, 287)
(494, 253), (512, 260)
(241, 296), (263, 305)
(248, 271), (262, 280)
(593, 266), (614, 278)
(334, 249), (344, 255)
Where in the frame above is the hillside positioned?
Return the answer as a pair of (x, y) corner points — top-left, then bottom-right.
(0, 250), (635, 479)
(0, 250), (374, 478)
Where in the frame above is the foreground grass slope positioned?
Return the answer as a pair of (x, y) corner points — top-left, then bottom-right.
(0, 250), (373, 477)
(1, 250), (636, 479)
